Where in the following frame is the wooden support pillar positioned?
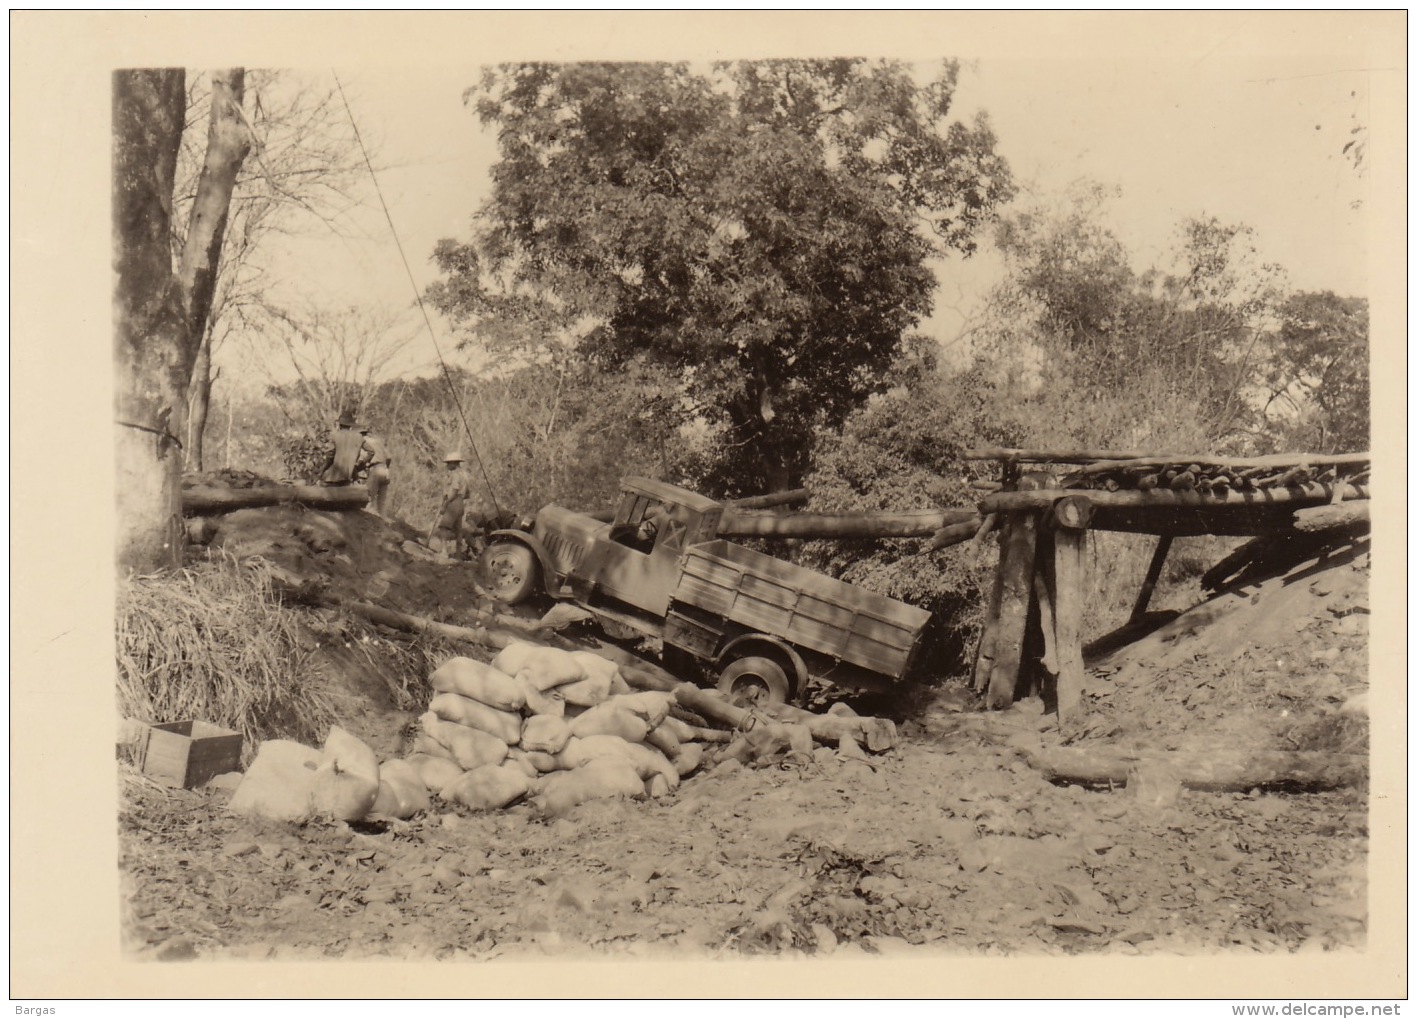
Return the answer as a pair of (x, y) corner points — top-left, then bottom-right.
(971, 531), (1007, 694)
(1052, 527), (1087, 731)
(986, 509), (1040, 709)
(1129, 534), (1173, 623)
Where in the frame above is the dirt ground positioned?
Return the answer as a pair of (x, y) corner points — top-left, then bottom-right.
(119, 506), (1370, 960)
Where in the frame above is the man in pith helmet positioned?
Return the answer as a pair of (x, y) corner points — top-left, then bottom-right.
(430, 451), (471, 556)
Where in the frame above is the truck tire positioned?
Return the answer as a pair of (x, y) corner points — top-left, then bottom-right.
(480, 542), (539, 604)
(717, 656), (790, 707)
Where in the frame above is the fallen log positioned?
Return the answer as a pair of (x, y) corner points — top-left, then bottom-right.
(344, 600), (523, 651)
(1019, 747), (1366, 791)
(980, 481), (1370, 516)
(717, 507), (977, 540)
(1293, 502), (1370, 533)
(183, 483), (369, 514)
(727, 488), (810, 511)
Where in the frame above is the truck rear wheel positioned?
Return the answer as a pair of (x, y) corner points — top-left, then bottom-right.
(480, 542), (538, 604)
(717, 656), (790, 707)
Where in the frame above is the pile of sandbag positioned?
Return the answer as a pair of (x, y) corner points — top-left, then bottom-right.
(227, 641), (901, 826)
(411, 643), (709, 818)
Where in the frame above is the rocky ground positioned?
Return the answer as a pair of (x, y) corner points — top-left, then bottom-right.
(119, 506), (1370, 961)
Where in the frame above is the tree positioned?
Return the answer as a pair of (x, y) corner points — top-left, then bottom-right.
(427, 59), (1013, 493)
(1262, 291), (1369, 453)
(172, 71), (371, 469)
(115, 68), (250, 570)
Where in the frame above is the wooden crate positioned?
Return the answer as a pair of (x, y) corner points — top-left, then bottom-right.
(139, 720), (243, 789)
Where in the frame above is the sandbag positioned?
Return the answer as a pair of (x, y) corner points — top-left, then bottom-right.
(520, 749), (560, 774)
(430, 691), (522, 745)
(521, 715), (572, 755)
(420, 712), (509, 771)
(659, 716), (696, 743)
(413, 732), (457, 764)
(369, 759), (431, 820)
(504, 748), (541, 779)
(645, 773), (672, 799)
(490, 641), (541, 679)
(429, 657), (525, 712)
(569, 704), (650, 743)
(570, 652), (631, 695)
(228, 740), (321, 822)
(558, 735), (678, 790)
(519, 680), (566, 718)
(310, 726), (381, 821)
(645, 721), (681, 759)
(604, 691), (675, 729)
(532, 758), (645, 818)
(559, 670), (612, 707)
(517, 647), (586, 692)
(406, 752), (464, 795)
(673, 742), (704, 778)
(445, 762), (531, 812)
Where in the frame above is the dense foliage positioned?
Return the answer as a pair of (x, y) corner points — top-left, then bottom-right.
(426, 59), (1014, 493)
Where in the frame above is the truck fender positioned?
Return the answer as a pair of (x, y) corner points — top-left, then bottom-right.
(484, 529), (562, 597)
(717, 634), (810, 701)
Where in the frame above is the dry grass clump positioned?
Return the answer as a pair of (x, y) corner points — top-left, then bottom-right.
(117, 553), (338, 758)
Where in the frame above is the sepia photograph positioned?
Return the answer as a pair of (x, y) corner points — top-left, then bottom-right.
(10, 10), (1406, 1003)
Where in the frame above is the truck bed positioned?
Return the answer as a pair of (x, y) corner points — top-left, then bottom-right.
(674, 539), (931, 680)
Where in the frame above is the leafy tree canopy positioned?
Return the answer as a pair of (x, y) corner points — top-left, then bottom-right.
(427, 59), (1013, 493)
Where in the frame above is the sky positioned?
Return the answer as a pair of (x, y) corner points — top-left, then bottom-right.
(214, 14), (1390, 382)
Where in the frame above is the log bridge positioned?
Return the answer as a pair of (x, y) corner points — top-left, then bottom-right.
(960, 447), (1372, 733)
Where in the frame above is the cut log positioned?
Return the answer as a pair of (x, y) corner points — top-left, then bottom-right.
(1066, 451), (1369, 476)
(986, 510), (1039, 709)
(964, 447), (1159, 464)
(1053, 496), (1095, 530)
(674, 683), (750, 731)
(183, 484), (369, 514)
(757, 702), (897, 752)
(1051, 528), (1086, 730)
(980, 481), (1369, 516)
(717, 507), (978, 540)
(1293, 502), (1370, 533)
(1129, 534), (1173, 623)
(1020, 747), (1367, 791)
(928, 520), (982, 550)
(727, 488), (810, 511)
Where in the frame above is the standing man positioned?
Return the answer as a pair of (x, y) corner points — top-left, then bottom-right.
(319, 409), (372, 485)
(430, 452), (471, 556)
(360, 424), (392, 517)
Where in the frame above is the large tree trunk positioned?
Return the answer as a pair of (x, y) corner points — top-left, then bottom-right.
(114, 68), (250, 572)
(113, 69), (188, 571)
(186, 323), (215, 471)
(176, 70), (249, 469)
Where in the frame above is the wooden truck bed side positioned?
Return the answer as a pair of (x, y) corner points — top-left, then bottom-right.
(674, 539), (931, 680)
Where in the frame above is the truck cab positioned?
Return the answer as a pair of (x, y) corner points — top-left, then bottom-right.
(481, 478), (722, 626)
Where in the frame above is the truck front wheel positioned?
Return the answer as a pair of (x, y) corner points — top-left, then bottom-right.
(717, 656), (790, 707)
(480, 542), (539, 604)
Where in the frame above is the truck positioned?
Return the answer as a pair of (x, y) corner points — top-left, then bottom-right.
(478, 477), (932, 706)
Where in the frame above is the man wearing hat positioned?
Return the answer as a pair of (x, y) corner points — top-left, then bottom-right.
(359, 424), (392, 517)
(430, 451), (472, 556)
(319, 409), (374, 485)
